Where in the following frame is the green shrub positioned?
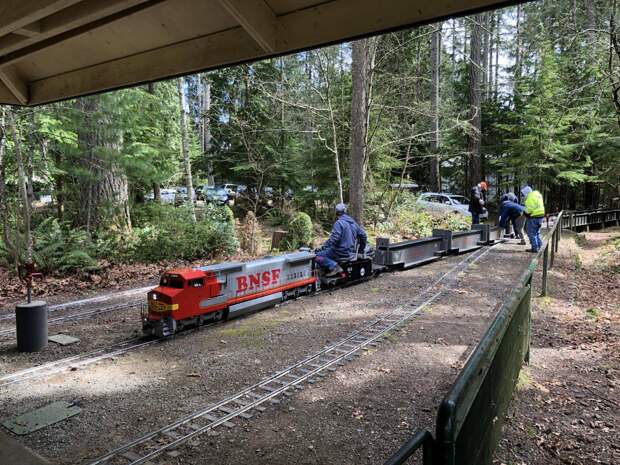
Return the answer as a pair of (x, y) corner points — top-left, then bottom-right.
(281, 212), (313, 250)
(33, 218), (100, 273)
(98, 203), (238, 262)
(371, 194), (472, 240)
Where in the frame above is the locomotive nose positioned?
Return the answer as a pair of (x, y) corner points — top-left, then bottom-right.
(148, 288), (179, 313)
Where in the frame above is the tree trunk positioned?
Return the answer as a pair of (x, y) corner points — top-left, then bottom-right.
(8, 110), (33, 265)
(178, 78), (196, 221)
(147, 82), (161, 203)
(515, 5), (522, 81)
(350, 39), (371, 223)
(467, 15), (483, 188)
(76, 96), (132, 231)
(429, 25), (442, 192)
(494, 13), (500, 101)
(482, 12), (489, 102)
(0, 107), (16, 264)
(153, 183), (161, 203)
(200, 74), (214, 186)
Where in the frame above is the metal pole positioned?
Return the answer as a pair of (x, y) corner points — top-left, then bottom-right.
(550, 230), (555, 269)
(541, 244), (549, 297)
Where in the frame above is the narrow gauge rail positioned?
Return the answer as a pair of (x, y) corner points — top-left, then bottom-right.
(0, 301), (142, 338)
(0, 337), (159, 388)
(0, 239), (494, 389)
(0, 286), (153, 322)
(85, 245), (493, 465)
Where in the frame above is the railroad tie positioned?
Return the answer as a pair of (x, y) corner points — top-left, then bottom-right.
(219, 405), (253, 419)
(163, 430), (182, 440)
(203, 414), (235, 428)
(120, 451), (142, 462)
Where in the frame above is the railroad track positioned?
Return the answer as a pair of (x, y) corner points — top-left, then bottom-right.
(0, 337), (162, 388)
(84, 245), (493, 465)
(0, 301), (142, 338)
(0, 247), (490, 390)
(0, 286), (153, 322)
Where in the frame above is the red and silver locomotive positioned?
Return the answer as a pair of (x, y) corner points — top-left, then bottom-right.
(143, 251), (318, 337)
(142, 248), (374, 337)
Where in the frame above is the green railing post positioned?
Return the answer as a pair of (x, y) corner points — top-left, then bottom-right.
(541, 244), (549, 297)
(550, 229), (555, 269)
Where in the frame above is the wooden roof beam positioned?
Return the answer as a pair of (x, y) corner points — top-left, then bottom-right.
(219, 0), (279, 53)
(0, 67), (28, 104)
(0, 0), (83, 38)
(0, 0), (161, 60)
(13, 21), (42, 38)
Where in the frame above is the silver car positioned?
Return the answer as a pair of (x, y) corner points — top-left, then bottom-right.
(416, 192), (488, 219)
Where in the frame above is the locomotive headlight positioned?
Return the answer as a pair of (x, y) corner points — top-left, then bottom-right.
(152, 293), (157, 300)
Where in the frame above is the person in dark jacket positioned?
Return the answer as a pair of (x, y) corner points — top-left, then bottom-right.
(315, 203), (367, 276)
(499, 193), (526, 245)
(468, 181), (488, 224)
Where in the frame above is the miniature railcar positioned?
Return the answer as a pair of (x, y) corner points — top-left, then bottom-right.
(143, 251), (319, 337)
(143, 227), (497, 337)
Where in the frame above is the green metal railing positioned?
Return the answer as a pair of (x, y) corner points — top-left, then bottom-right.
(561, 209), (620, 231)
(384, 206), (620, 465)
(384, 211), (566, 465)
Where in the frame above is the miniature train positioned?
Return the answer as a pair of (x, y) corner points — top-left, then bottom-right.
(142, 225), (504, 337)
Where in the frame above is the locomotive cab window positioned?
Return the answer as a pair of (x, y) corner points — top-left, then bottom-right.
(189, 278), (203, 288)
(160, 274), (185, 289)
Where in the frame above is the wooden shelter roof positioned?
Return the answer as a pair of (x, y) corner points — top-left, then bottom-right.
(0, 0), (516, 105)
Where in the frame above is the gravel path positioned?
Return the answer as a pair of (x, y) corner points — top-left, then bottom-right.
(0, 242), (534, 465)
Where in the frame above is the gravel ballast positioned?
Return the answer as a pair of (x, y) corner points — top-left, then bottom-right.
(0, 241), (534, 464)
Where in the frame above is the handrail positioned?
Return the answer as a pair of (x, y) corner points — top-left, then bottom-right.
(383, 208), (620, 465)
(384, 429), (435, 465)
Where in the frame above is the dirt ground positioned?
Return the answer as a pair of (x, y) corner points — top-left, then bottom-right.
(496, 229), (620, 465)
(0, 239), (535, 465)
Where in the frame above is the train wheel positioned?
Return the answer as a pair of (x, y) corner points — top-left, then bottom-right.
(213, 310), (224, 322)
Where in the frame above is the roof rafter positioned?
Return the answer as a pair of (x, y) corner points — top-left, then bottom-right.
(13, 21), (42, 38)
(0, 0), (83, 38)
(0, 0), (161, 61)
(0, 67), (28, 104)
(219, 0), (279, 53)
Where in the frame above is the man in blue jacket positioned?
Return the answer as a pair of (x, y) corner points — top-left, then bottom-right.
(498, 193), (526, 245)
(315, 203), (367, 276)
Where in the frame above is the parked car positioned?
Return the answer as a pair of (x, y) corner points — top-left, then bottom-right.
(416, 192), (488, 219)
(219, 183), (241, 198)
(160, 188), (177, 204)
(203, 186), (229, 205)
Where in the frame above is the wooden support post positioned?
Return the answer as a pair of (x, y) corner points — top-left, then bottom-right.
(271, 230), (287, 251)
(541, 244), (549, 297)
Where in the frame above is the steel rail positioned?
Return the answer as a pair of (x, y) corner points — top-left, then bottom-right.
(0, 337), (160, 387)
(0, 301), (142, 338)
(0, 287), (153, 321)
(85, 245), (494, 465)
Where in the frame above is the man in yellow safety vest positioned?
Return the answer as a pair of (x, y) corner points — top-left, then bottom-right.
(520, 185), (545, 253)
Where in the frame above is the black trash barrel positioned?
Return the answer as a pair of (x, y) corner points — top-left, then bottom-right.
(15, 300), (48, 352)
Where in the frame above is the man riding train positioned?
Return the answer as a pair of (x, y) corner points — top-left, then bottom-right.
(315, 203), (367, 276)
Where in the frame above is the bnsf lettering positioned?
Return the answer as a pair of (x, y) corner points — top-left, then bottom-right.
(236, 268), (281, 293)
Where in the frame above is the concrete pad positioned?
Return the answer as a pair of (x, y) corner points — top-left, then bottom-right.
(2, 401), (81, 435)
(49, 334), (80, 346)
(0, 430), (50, 465)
